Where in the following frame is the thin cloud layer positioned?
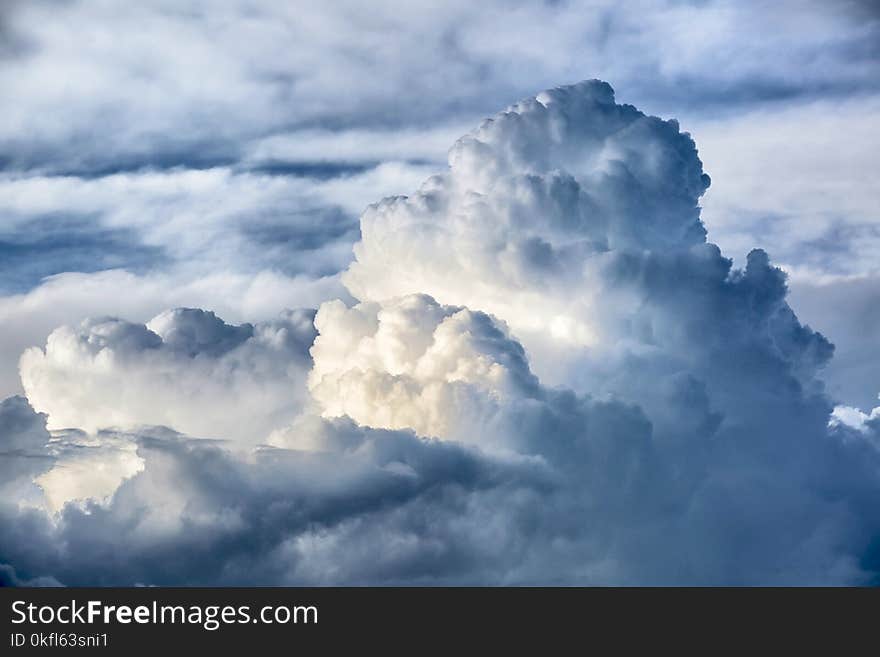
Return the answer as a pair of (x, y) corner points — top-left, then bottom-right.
(2, 81), (880, 585)
(2, 1), (876, 175)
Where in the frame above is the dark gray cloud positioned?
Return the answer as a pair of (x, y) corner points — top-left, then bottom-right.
(0, 407), (552, 585)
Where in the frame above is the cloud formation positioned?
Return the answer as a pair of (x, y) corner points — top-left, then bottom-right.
(309, 294), (539, 440)
(2, 80), (880, 586)
(2, 1), (876, 175)
(1, 398), (551, 585)
(0, 396), (54, 503)
(1, 0), (876, 417)
(20, 307), (316, 443)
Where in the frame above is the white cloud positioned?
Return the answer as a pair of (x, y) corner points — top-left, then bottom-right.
(1, 0), (879, 587)
(20, 307), (317, 443)
(0, 268), (344, 400)
(309, 294), (538, 440)
(831, 394), (880, 446)
(243, 126), (468, 168)
(0, 160), (440, 401)
(339, 81), (734, 394)
(2, 1), (875, 174)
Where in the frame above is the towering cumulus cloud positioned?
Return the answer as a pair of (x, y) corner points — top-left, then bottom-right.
(3, 81), (880, 585)
(344, 82), (710, 369)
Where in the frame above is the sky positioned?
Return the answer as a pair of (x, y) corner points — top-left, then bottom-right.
(0, 0), (879, 586)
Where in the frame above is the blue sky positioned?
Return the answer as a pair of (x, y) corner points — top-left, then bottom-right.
(0, 0), (879, 585)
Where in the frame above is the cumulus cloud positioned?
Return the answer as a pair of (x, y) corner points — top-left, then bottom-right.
(313, 80), (880, 582)
(1, 0), (879, 588)
(0, 267), (344, 400)
(342, 81), (833, 410)
(0, 160), (438, 400)
(20, 307), (317, 443)
(832, 395), (880, 447)
(2, 79), (880, 586)
(309, 294), (539, 440)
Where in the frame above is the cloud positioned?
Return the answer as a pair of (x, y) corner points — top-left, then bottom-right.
(35, 427), (144, 513)
(0, 161), (438, 399)
(1, 1), (876, 175)
(20, 307), (317, 443)
(0, 396), (54, 503)
(0, 164), (435, 283)
(1, 0), (876, 417)
(0, 267), (345, 400)
(0, 395), (142, 513)
(832, 395), (880, 446)
(2, 79), (880, 586)
(3, 295), (877, 584)
(0, 564), (62, 588)
(0, 399), (553, 585)
(309, 294), (539, 440)
(342, 81), (833, 410)
(313, 80), (880, 582)
(1, 0), (879, 588)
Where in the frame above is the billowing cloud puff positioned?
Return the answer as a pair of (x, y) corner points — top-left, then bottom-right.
(20, 308), (317, 443)
(832, 395), (880, 448)
(0, 399), (554, 585)
(309, 294), (538, 440)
